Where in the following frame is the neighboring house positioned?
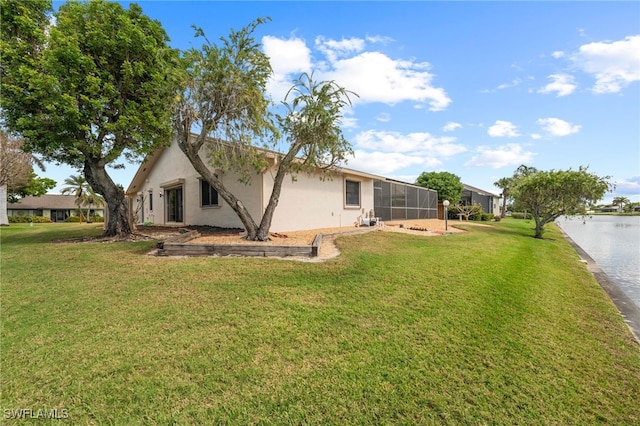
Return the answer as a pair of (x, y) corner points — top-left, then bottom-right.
(7, 194), (105, 222)
(597, 205), (621, 213)
(125, 137), (438, 232)
(461, 184), (501, 216)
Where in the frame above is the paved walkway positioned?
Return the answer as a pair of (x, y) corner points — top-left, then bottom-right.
(559, 228), (640, 344)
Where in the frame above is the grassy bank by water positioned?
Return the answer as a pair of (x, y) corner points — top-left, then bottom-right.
(1, 220), (639, 424)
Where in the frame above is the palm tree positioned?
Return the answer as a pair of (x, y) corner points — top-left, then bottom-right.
(61, 174), (89, 223)
(493, 176), (513, 218)
(612, 196), (630, 212)
(84, 185), (105, 223)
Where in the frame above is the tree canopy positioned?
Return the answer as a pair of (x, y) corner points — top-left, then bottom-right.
(510, 166), (612, 238)
(0, 130), (55, 224)
(415, 171), (463, 205)
(7, 171), (56, 203)
(612, 196), (630, 211)
(173, 20), (355, 241)
(0, 0), (181, 236)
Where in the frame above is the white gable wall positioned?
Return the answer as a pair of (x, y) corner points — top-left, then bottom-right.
(134, 140), (262, 229)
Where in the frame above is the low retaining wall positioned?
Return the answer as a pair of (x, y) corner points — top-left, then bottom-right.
(157, 232), (323, 258)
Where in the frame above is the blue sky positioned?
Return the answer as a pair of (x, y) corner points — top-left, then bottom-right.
(46, 1), (640, 204)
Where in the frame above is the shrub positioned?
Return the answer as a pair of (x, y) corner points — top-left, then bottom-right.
(8, 215), (52, 223)
(481, 213), (495, 221)
(494, 215), (502, 222)
(511, 212), (531, 220)
(64, 216), (82, 223)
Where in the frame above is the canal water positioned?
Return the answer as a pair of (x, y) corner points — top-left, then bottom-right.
(555, 215), (640, 309)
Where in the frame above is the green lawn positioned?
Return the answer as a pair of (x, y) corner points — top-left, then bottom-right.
(1, 220), (639, 424)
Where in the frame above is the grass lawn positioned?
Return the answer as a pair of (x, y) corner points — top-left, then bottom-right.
(1, 220), (639, 424)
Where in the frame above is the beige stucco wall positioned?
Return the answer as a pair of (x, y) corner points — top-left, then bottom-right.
(132, 140), (376, 232)
(262, 168), (375, 231)
(133, 141), (262, 229)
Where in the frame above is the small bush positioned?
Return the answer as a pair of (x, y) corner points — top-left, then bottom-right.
(64, 216), (82, 223)
(494, 215), (502, 222)
(481, 213), (495, 221)
(510, 212), (531, 220)
(8, 215), (52, 223)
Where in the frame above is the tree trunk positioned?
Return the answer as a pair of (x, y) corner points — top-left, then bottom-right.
(83, 158), (131, 237)
(501, 191), (508, 218)
(256, 146), (301, 240)
(534, 223), (544, 239)
(176, 141), (261, 240)
(0, 184), (9, 226)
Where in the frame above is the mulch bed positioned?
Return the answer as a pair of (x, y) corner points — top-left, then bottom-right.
(138, 225), (244, 236)
(53, 225), (244, 244)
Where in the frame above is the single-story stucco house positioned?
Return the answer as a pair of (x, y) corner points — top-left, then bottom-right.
(461, 183), (501, 216)
(125, 136), (439, 232)
(7, 194), (105, 222)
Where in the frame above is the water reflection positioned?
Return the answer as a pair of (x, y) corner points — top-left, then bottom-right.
(556, 215), (640, 308)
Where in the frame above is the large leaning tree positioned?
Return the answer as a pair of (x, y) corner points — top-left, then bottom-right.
(173, 20), (355, 241)
(510, 166), (612, 239)
(0, 0), (180, 237)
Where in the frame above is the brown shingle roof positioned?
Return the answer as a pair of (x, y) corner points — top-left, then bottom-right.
(8, 194), (101, 210)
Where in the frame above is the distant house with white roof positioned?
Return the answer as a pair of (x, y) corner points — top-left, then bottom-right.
(7, 194), (105, 222)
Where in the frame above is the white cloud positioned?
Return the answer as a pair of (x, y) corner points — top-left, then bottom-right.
(340, 116), (358, 129)
(442, 122), (462, 132)
(537, 117), (581, 137)
(263, 35), (311, 76)
(347, 150), (436, 175)
(530, 133), (542, 140)
(497, 78), (522, 90)
(487, 120), (520, 138)
(376, 112), (391, 123)
(465, 144), (535, 168)
(343, 129), (467, 176)
(552, 51), (565, 59)
(323, 52), (451, 111)
(613, 176), (640, 196)
(538, 74), (577, 97)
(315, 36), (365, 63)
(262, 36), (312, 102)
(262, 34), (451, 111)
(481, 78), (522, 93)
(571, 35), (640, 94)
(353, 130), (466, 157)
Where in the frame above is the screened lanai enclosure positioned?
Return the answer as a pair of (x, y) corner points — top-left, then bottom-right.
(373, 180), (438, 221)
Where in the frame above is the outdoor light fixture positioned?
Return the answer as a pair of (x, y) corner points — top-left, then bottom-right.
(443, 200), (450, 231)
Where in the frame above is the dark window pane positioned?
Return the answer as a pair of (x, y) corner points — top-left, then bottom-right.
(201, 180), (219, 207)
(201, 180), (210, 206)
(345, 180), (360, 206)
